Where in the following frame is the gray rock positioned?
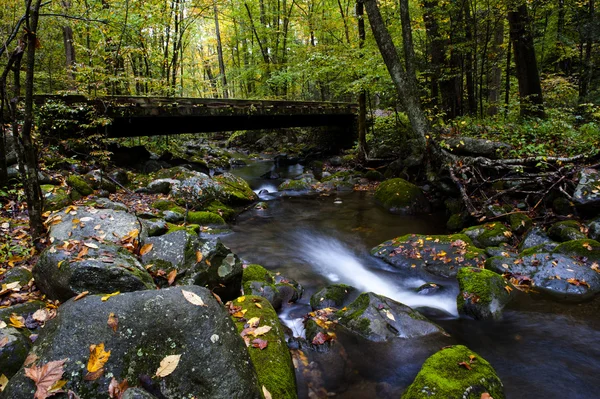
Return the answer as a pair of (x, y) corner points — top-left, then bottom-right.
(34, 241), (155, 301)
(163, 210), (184, 223)
(244, 281), (283, 310)
(0, 301), (46, 325)
(573, 168), (600, 208)
(48, 207), (145, 244)
(1, 286), (262, 399)
(588, 217), (600, 240)
(121, 388), (157, 399)
(0, 327), (31, 378)
(85, 169), (117, 193)
(462, 223), (512, 248)
(143, 218), (169, 237)
(547, 220), (586, 242)
(5, 132), (17, 165)
(444, 137), (511, 158)
(92, 197), (128, 211)
(329, 156), (343, 166)
(416, 282), (443, 295)
(310, 284), (357, 310)
(144, 178), (180, 194)
(141, 230), (193, 276)
(1, 267), (33, 286)
(336, 292), (446, 342)
(519, 227), (557, 251)
(456, 267), (513, 320)
(110, 169), (129, 186)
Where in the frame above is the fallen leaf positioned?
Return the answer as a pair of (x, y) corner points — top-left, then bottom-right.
(139, 243), (153, 256)
(247, 317), (261, 328)
(9, 314), (25, 328)
(504, 285), (513, 294)
(0, 321), (6, 328)
(25, 358), (67, 399)
(232, 309), (247, 318)
(108, 377), (129, 399)
(24, 353), (39, 367)
(101, 292), (120, 301)
(107, 313), (118, 332)
(251, 326), (272, 336)
(252, 338), (268, 350)
(73, 291), (89, 301)
(255, 303), (262, 309)
(87, 343), (111, 373)
(481, 393), (493, 399)
(458, 361), (472, 370)
(167, 269), (177, 285)
(383, 309), (395, 321)
(312, 332), (334, 345)
(32, 309), (50, 323)
(196, 251), (203, 263)
(237, 296), (246, 303)
(84, 368), (104, 381)
(181, 289), (207, 306)
(583, 242), (593, 251)
(84, 242), (99, 249)
(262, 386), (272, 399)
(155, 354), (181, 377)
(0, 337), (8, 348)
(0, 374), (8, 392)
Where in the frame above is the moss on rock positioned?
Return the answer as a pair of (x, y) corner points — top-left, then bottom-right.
(462, 223), (512, 248)
(509, 213), (533, 235)
(186, 211), (226, 226)
(230, 295), (297, 399)
(402, 345), (505, 399)
(547, 220), (586, 242)
(205, 200), (235, 221)
(456, 267), (513, 320)
(374, 178), (430, 215)
(165, 223), (200, 235)
(214, 173), (258, 205)
(66, 175), (93, 196)
(41, 185), (72, 211)
(310, 284), (356, 310)
(553, 238), (600, 261)
(151, 199), (176, 211)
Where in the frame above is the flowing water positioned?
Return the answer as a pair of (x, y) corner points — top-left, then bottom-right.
(221, 159), (600, 399)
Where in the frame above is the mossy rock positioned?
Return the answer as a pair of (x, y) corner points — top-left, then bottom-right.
(547, 220), (586, 242)
(462, 223), (512, 248)
(230, 295), (297, 399)
(553, 238), (600, 261)
(1, 267), (33, 286)
(374, 178), (430, 215)
(402, 345), (505, 399)
(166, 223), (201, 235)
(242, 264), (275, 286)
(365, 170), (384, 181)
(66, 175), (93, 196)
(508, 213), (533, 235)
(447, 213), (466, 231)
(456, 267), (513, 320)
(278, 177), (314, 191)
(309, 284), (357, 310)
(151, 199), (177, 211)
(372, 234), (486, 278)
(205, 200), (235, 221)
(41, 185), (72, 212)
(553, 197), (575, 216)
(186, 211), (226, 226)
(241, 265), (282, 308)
(213, 173), (258, 205)
(0, 327), (31, 378)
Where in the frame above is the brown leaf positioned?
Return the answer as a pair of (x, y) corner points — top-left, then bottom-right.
(458, 361), (472, 370)
(139, 243), (153, 256)
(107, 313), (118, 332)
(73, 291), (89, 301)
(181, 289), (207, 306)
(87, 343), (111, 373)
(24, 353), (39, 367)
(84, 368), (104, 381)
(251, 338), (268, 350)
(108, 377), (129, 399)
(311, 332), (334, 345)
(196, 251), (203, 263)
(155, 354), (181, 377)
(24, 358), (67, 399)
(167, 269), (177, 286)
(0, 337), (8, 348)
(481, 393), (493, 399)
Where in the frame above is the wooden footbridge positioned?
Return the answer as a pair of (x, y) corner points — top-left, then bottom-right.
(35, 95), (358, 139)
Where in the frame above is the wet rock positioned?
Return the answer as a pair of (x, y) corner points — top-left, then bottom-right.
(547, 220), (586, 242)
(573, 168), (600, 209)
(278, 176), (317, 192)
(372, 234), (486, 278)
(0, 327), (31, 378)
(310, 284), (357, 310)
(34, 241), (155, 301)
(462, 222), (512, 248)
(2, 287), (263, 399)
(121, 388), (157, 399)
(402, 345), (505, 399)
(186, 211), (227, 226)
(48, 207), (145, 244)
(163, 210), (184, 223)
(241, 264), (282, 309)
(416, 282), (443, 295)
(1, 267), (33, 286)
(457, 267), (513, 320)
(335, 292), (446, 342)
(374, 178), (430, 215)
(519, 227), (557, 251)
(509, 213), (533, 235)
(214, 172), (258, 205)
(365, 170), (384, 181)
(444, 136), (511, 159)
(141, 230), (194, 275)
(0, 301), (46, 325)
(66, 174), (93, 196)
(588, 217), (600, 240)
(229, 295), (297, 399)
(141, 218), (169, 237)
(485, 245), (517, 258)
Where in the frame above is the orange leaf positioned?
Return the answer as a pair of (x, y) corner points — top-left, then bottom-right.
(139, 243), (153, 256)
(458, 361), (472, 370)
(107, 313), (118, 332)
(73, 291), (89, 301)
(24, 359), (67, 399)
(167, 269), (177, 286)
(108, 377), (129, 399)
(196, 251), (203, 263)
(87, 343), (111, 373)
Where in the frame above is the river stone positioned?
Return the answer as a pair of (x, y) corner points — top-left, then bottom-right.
(213, 172), (258, 205)
(1, 286), (263, 399)
(0, 301), (46, 325)
(588, 217), (600, 240)
(241, 264), (282, 309)
(141, 230), (192, 270)
(519, 227), (557, 251)
(444, 136), (511, 159)
(416, 282), (443, 295)
(0, 327), (31, 378)
(141, 218), (169, 237)
(278, 176), (317, 192)
(462, 222), (512, 248)
(335, 292), (446, 342)
(486, 240), (600, 301)
(374, 178), (430, 215)
(547, 220), (586, 242)
(178, 239), (243, 302)
(573, 168), (600, 209)
(230, 295), (297, 399)
(84, 169), (117, 193)
(34, 241), (155, 301)
(402, 345), (505, 399)
(457, 267), (514, 320)
(371, 234), (486, 278)
(66, 175), (93, 196)
(509, 212), (533, 235)
(1, 266), (33, 286)
(310, 284), (357, 310)
(48, 206), (145, 244)
(163, 210), (184, 223)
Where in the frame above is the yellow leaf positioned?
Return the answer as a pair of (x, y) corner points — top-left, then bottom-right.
(504, 285), (513, 294)
(84, 242), (99, 249)
(0, 374), (8, 392)
(87, 343), (111, 373)
(503, 231), (513, 238)
(48, 379), (67, 393)
(9, 314), (25, 328)
(101, 292), (120, 301)
(196, 251), (203, 263)
(181, 289), (207, 307)
(262, 385), (272, 399)
(139, 243), (153, 256)
(250, 326), (272, 336)
(57, 261), (64, 269)
(583, 242), (593, 251)
(237, 296), (246, 303)
(155, 354), (181, 377)
(247, 317), (260, 328)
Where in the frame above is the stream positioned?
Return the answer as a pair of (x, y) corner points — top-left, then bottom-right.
(221, 159), (600, 399)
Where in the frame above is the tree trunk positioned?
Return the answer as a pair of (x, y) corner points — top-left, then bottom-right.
(507, 4), (545, 118)
(214, 0), (229, 98)
(579, 0), (595, 101)
(361, 0), (428, 154)
(61, 0), (76, 88)
(399, 0), (418, 89)
(488, 20), (504, 116)
(423, 0), (442, 106)
(356, 1), (368, 162)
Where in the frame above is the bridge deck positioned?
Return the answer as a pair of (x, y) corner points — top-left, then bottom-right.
(35, 95), (358, 138)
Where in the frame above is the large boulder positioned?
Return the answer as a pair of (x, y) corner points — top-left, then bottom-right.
(456, 267), (514, 320)
(141, 230), (196, 286)
(573, 168), (600, 209)
(213, 173), (258, 205)
(41, 185), (72, 212)
(486, 239), (600, 301)
(310, 284), (357, 310)
(335, 292), (446, 342)
(462, 222), (512, 248)
(372, 234), (486, 278)
(0, 327), (31, 378)
(443, 136), (511, 159)
(1, 287), (263, 399)
(48, 206), (145, 244)
(519, 227), (557, 251)
(34, 241), (155, 301)
(241, 264), (282, 310)
(374, 178), (430, 215)
(547, 220), (586, 242)
(229, 295), (297, 399)
(402, 345), (505, 399)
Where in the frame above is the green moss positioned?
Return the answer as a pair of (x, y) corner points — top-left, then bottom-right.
(186, 211), (226, 226)
(152, 199), (176, 211)
(402, 345), (505, 399)
(203, 200), (235, 221)
(463, 223), (511, 248)
(336, 293), (370, 322)
(66, 175), (93, 196)
(374, 178), (427, 214)
(322, 170), (353, 182)
(456, 267), (504, 305)
(380, 234), (486, 260)
(365, 170), (384, 181)
(509, 213), (532, 234)
(547, 220), (586, 242)
(213, 173), (257, 205)
(519, 244), (546, 257)
(553, 239), (600, 260)
(242, 264), (274, 285)
(278, 178), (312, 191)
(41, 185), (72, 211)
(310, 284), (354, 309)
(230, 296), (297, 399)
(166, 223), (200, 235)
(447, 213), (465, 231)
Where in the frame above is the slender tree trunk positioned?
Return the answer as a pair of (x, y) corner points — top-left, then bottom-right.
(361, 0), (428, 154)
(61, 1), (76, 89)
(399, 0), (418, 88)
(465, 3), (477, 115)
(504, 38), (512, 117)
(507, 4), (545, 118)
(556, 0), (568, 73)
(423, 0), (442, 106)
(579, 0), (595, 101)
(214, 0), (229, 98)
(488, 20), (504, 116)
(356, 1), (368, 162)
